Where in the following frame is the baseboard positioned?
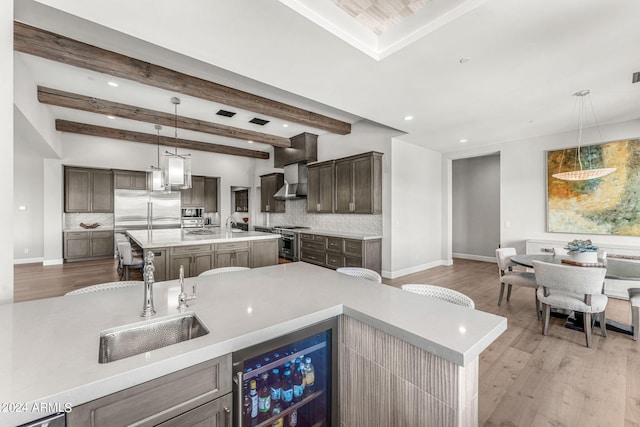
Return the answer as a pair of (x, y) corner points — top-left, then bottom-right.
(452, 253), (495, 263)
(383, 259), (449, 280)
(43, 259), (64, 266)
(13, 257), (44, 265)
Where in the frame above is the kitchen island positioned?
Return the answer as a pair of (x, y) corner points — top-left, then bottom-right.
(0, 262), (506, 426)
(126, 228), (281, 280)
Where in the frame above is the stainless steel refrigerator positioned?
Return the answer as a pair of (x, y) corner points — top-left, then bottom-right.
(114, 189), (181, 230)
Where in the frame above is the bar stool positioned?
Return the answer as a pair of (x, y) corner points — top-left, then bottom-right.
(401, 284), (475, 309)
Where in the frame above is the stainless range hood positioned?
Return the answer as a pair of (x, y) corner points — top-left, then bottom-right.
(273, 162), (308, 199)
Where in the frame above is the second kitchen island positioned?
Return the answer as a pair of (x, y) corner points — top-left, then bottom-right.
(126, 228), (281, 280)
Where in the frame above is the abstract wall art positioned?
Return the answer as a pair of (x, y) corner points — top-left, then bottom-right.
(547, 138), (640, 235)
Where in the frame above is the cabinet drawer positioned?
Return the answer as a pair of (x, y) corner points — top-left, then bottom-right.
(301, 250), (324, 265)
(65, 231), (89, 239)
(326, 237), (343, 253)
(300, 233), (325, 242)
(215, 241), (250, 251)
(344, 256), (363, 268)
(326, 253), (344, 268)
(91, 230), (114, 239)
(172, 244), (213, 255)
(68, 355), (231, 427)
(344, 239), (363, 256)
(301, 240), (325, 252)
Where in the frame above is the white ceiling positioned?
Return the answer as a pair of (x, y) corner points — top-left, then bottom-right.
(13, 0), (640, 154)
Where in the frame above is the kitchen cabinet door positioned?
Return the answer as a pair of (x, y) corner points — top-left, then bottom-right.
(334, 160), (353, 213)
(182, 176), (205, 207)
(307, 161), (334, 213)
(234, 189), (248, 212)
(90, 231), (114, 257)
(250, 239), (278, 268)
(260, 173), (285, 213)
(114, 170), (147, 190)
(65, 168), (91, 212)
(204, 177), (218, 212)
(334, 152), (382, 214)
(169, 256), (193, 280)
(91, 169), (114, 212)
(64, 231), (90, 259)
(193, 253), (214, 276)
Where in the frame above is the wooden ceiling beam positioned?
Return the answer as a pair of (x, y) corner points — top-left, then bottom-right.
(15, 22), (352, 135)
(55, 120), (270, 160)
(38, 86), (291, 147)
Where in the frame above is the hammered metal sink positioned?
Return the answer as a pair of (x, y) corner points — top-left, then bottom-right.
(98, 312), (209, 363)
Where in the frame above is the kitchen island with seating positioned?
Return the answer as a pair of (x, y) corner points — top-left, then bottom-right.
(125, 228), (280, 280)
(0, 262), (506, 426)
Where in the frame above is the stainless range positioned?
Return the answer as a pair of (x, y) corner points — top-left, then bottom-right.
(256, 225), (310, 260)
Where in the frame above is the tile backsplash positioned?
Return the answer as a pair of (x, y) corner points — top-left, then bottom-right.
(64, 213), (114, 229)
(264, 199), (382, 235)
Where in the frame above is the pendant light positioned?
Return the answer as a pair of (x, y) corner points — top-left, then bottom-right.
(161, 97), (192, 191)
(147, 124), (165, 192)
(552, 89), (616, 181)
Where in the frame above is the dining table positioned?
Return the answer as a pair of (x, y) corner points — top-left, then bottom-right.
(510, 253), (640, 335)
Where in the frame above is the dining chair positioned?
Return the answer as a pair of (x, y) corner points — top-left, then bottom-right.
(495, 248), (540, 319)
(336, 267), (382, 283)
(198, 266), (250, 277)
(401, 284), (475, 309)
(64, 281), (143, 296)
(532, 260), (608, 348)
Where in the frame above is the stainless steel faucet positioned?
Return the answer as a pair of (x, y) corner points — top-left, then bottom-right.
(140, 251), (156, 317)
(177, 265), (196, 310)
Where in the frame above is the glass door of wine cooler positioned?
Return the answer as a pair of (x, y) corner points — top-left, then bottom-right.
(232, 318), (338, 427)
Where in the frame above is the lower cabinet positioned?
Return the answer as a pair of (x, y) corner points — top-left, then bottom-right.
(67, 355), (232, 427)
(300, 232), (382, 274)
(63, 231), (114, 261)
(250, 239), (279, 268)
(169, 244), (214, 280)
(215, 242), (250, 269)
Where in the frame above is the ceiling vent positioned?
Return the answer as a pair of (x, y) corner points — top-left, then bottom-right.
(249, 117), (270, 126)
(216, 109), (236, 117)
(633, 71), (640, 84)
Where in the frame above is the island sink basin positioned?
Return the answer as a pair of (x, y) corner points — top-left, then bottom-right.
(98, 312), (209, 363)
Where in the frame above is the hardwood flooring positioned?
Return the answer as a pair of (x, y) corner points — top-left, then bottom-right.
(13, 258), (640, 425)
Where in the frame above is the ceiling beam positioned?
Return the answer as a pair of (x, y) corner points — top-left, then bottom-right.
(38, 86), (291, 147)
(55, 120), (270, 160)
(15, 22), (352, 135)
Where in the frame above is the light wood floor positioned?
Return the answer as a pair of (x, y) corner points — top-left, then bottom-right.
(14, 258), (640, 425)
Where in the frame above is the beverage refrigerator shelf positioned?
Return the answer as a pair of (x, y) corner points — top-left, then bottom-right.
(253, 390), (324, 427)
(243, 341), (326, 380)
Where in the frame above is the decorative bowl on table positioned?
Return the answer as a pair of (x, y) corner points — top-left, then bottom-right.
(79, 222), (100, 229)
(565, 239), (598, 263)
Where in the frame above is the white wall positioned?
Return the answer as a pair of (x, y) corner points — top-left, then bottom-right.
(452, 154), (500, 260)
(445, 118), (640, 257)
(1, 0), (13, 303)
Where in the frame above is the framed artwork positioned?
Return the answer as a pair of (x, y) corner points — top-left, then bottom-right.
(547, 138), (640, 235)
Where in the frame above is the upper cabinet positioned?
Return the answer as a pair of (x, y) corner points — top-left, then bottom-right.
(113, 170), (147, 190)
(335, 152), (383, 214)
(307, 160), (335, 213)
(204, 177), (219, 213)
(64, 167), (114, 213)
(234, 189), (249, 212)
(181, 176), (205, 208)
(260, 173), (285, 213)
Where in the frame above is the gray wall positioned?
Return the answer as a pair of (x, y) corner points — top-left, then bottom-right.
(452, 154), (500, 259)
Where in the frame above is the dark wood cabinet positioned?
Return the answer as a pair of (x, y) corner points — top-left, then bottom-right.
(260, 173), (285, 213)
(334, 152), (382, 214)
(63, 230), (114, 261)
(113, 170), (147, 190)
(64, 167), (113, 213)
(181, 176), (205, 208)
(215, 242), (250, 268)
(250, 239), (278, 268)
(169, 244), (213, 279)
(299, 232), (382, 274)
(307, 160), (335, 213)
(204, 177), (219, 213)
(234, 189), (249, 212)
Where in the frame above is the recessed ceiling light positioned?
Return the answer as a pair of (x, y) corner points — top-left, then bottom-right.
(248, 140), (254, 144)
(107, 116), (115, 120)
(404, 115), (414, 121)
(459, 138), (468, 143)
(282, 124), (289, 128)
(107, 81), (118, 87)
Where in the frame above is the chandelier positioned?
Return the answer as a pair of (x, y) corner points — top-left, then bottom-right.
(552, 89), (616, 181)
(161, 97), (192, 191)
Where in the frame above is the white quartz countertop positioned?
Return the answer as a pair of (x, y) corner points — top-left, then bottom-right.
(126, 228), (279, 249)
(296, 229), (382, 240)
(0, 263), (506, 426)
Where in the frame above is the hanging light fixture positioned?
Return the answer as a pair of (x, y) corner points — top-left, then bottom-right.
(147, 124), (166, 192)
(552, 89), (616, 181)
(161, 97), (192, 191)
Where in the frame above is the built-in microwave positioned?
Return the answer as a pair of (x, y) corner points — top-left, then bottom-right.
(181, 208), (203, 218)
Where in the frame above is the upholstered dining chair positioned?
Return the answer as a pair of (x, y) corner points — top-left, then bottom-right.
(198, 266), (250, 277)
(64, 281), (143, 296)
(336, 267), (382, 283)
(532, 260), (608, 348)
(495, 248), (540, 319)
(401, 284), (475, 309)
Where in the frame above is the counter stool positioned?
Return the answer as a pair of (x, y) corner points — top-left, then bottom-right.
(401, 284), (475, 309)
(630, 288), (640, 341)
(117, 241), (144, 280)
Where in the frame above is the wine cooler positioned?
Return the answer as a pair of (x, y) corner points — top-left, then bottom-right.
(232, 317), (338, 427)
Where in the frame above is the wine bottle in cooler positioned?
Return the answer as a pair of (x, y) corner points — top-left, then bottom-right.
(293, 358), (304, 402)
(303, 356), (315, 393)
(281, 369), (294, 406)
